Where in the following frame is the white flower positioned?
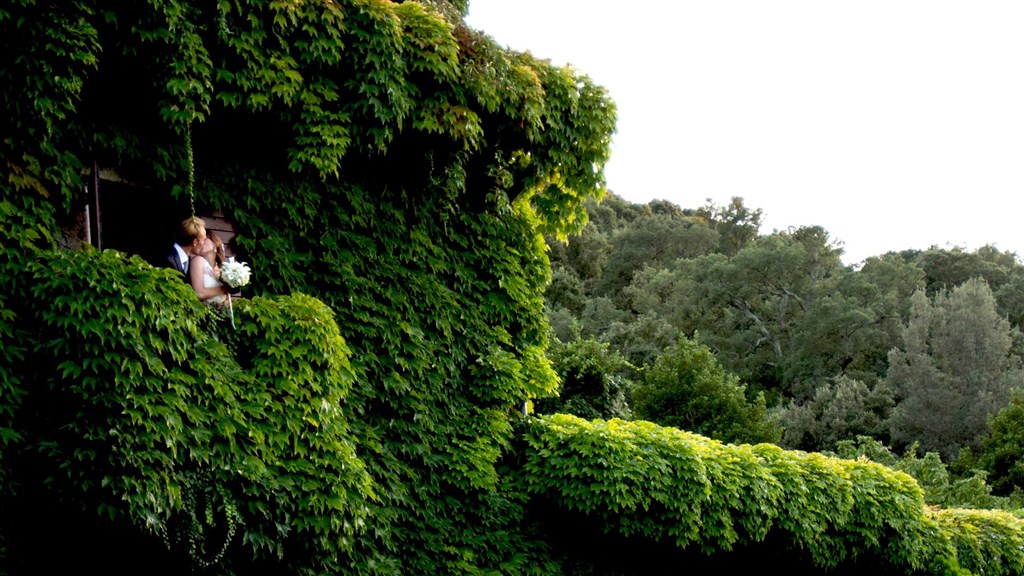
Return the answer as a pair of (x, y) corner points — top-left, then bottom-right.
(220, 259), (251, 288)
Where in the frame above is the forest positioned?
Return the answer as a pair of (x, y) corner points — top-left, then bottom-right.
(1, 1), (1022, 575)
(539, 193), (1024, 505)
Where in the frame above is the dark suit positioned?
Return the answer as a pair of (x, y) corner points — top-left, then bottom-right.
(165, 244), (190, 283)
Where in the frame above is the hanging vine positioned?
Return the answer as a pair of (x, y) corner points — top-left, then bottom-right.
(186, 120), (196, 219)
(161, 470), (242, 570)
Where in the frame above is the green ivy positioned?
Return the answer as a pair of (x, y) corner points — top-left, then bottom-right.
(510, 414), (1022, 574)
(933, 508), (1024, 576)
(3, 248), (373, 573)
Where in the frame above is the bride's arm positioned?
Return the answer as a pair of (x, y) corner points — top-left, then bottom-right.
(189, 257), (227, 300)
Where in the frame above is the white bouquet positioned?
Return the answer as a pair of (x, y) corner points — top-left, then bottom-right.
(220, 258), (251, 289)
(219, 257), (250, 330)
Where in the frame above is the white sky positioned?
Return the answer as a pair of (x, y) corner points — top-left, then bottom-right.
(465, 1), (1024, 265)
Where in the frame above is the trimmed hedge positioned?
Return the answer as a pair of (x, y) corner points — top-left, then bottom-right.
(510, 414), (1024, 575)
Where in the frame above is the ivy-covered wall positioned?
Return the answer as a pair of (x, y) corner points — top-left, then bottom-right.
(1, 0), (606, 572)
(2, 249), (374, 573)
(2, 1), (1022, 575)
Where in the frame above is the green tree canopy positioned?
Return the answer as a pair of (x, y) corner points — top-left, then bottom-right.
(887, 278), (1024, 460)
(666, 226), (847, 396)
(632, 334), (780, 444)
(597, 212), (718, 298)
(535, 337), (633, 421)
(978, 389), (1024, 495)
(777, 375), (894, 452)
(691, 196), (763, 257)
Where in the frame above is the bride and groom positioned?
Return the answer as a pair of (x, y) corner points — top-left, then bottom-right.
(165, 216), (232, 307)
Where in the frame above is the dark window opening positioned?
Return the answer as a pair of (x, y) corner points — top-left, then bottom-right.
(77, 167), (239, 267)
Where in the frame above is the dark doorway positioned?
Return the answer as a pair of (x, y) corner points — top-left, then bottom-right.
(91, 170), (237, 267)
(95, 176), (180, 265)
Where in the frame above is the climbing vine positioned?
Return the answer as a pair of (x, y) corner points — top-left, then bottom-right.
(161, 470), (242, 570)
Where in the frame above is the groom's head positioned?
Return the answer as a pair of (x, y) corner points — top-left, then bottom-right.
(175, 216), (207, 255)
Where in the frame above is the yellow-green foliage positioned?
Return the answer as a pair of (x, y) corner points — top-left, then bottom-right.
(931, 508), (1024, 576)
(513, 414), (1024, 574)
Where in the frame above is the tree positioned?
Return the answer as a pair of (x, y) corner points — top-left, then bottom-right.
(776, 376), (894, 452)
(622, 264), (679, 317)
(632, 334), (780, 444)
(881, 246), (1024, 337)
(977, 389), (1024, 495)
(579, 296), (633, 338)
(669, 226), (847, 396)
(782, 254), (923, 398)
(913, 246), (1014, 297)
(783, 295), (888, 399)
(536, 337), (633, 420)
(886, 278), (1024, 460)
(564, 223), (611, 287)
(693, 196), (763, 257)
(544, 264), (586, 343)
(545, 264), (586, 315)
(832, 436), (1004, 510)
(546, 304), (580, 345)
(994, 269), (1024, 339)
(600, 311), (679, 369)
(597, 212), (718, 298)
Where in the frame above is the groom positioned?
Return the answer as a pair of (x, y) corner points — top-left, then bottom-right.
(165, 216), (207, 282)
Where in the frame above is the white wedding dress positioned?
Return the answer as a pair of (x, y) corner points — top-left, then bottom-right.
(201, 259), (228, 306)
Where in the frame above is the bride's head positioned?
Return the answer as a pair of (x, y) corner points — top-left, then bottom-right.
(199, 232), (226, 266)
(199, 237), (216, 265)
